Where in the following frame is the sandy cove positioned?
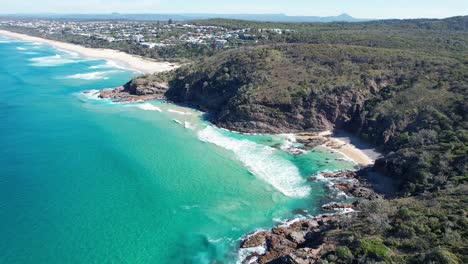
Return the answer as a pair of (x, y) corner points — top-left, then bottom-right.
(0, 30), (179, 74)
(296, 130), (382, 168)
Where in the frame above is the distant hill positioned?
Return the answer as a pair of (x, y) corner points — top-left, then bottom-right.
(1, 13), (370, 22)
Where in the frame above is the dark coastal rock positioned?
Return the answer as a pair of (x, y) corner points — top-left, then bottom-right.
(96, 78), (169, 102)
(270, 247), (323, 264)
(320, 170), (357, 179)
(296, 135), (329, 150)
(350, 186), (381, 200)
(311, 170), (382, 201)
(241, 231), (270, 248)
(240, 216), (343, 264)
(321, 202), (354, 211)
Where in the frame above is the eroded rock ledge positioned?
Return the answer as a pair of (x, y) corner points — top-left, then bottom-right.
(240, 170), (381, 264)
(97, 78), (169, 102)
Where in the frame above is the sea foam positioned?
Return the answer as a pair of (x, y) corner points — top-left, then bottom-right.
(168, 109), (192, 116)
(65, 71), (117, 80)
(135, 103), (162, 112)
(89, 60), (128, 70)
(29, 54), (77, 67)
(198, 126), (311, 197)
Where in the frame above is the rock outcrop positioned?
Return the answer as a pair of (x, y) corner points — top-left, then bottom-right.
(240, 215), (345, 264)
(317, 170), (382, 200)
(97, 78), (169, 102)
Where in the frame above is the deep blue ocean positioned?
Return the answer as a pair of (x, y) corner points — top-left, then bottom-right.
(0, 36), (356, 263)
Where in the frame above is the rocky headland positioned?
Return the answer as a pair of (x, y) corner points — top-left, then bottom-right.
(95, 77), (169, 102)
(88, 41), (466, 263)
(239, 170), (382, 264)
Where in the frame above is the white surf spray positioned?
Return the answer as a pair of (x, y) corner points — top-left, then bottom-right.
(56, 48), (79, 57)
(184, 121), (195, 130)
(279, 134), (307, 155)
(168, 109), (192, 116)
(236, 243), (266, 264)
(29, 54), (77, 67)
(16, 47), (27, 50)
(65, 71), (118, 80)
(198, 126), (311, 197)
(134, 103), (162, 112)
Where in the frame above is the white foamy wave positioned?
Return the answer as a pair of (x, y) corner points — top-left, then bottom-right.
(280, 134), (307, 155)
(237, 243), (266, 264)
(168, 109), (192, 116)
(29, 54), (77, 67)
(77, 90), (102, 101)
(16, 47), (27, 50)
(198, 126), (311, 197)
(23, 51), (39, 55)
(134, 103), (162, 112)
(0, 40), (12, 43)
(184, 121), (195, 130)
(65, 71), (117, 80)
(89, 60), (128, 70)
(56, 48), (79, 57)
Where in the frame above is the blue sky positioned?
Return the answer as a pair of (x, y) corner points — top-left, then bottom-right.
(0, 0), (466, 19)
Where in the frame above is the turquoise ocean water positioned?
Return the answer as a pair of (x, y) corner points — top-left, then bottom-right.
(0, 36), (356, 263)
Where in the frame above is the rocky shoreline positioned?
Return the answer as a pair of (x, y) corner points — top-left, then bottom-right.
(91, 77), (169, 103)
(239, 170), (382, 264)
(90, 82), (385, 264)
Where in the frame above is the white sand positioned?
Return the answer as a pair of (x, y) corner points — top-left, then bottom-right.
(0, 30), (179, 74)
(298, 130), (382, 167)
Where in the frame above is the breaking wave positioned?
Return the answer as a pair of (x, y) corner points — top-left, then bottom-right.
(198, 126), (311, 197)
(168, 109), (193, 116)
(65, 71), (117, 80)
(29, 54), (78, 67)
(134, 103), (162, 112)
(89, 60), (128, 70)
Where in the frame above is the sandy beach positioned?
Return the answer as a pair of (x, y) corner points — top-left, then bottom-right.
(0, 30), (179, 74)
(297, 130), (382, 167)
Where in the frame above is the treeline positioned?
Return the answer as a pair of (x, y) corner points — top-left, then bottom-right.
(194, 16), (468, 56)
(0, 26), (215, 62)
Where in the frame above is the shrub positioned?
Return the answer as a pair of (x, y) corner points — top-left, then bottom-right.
(335, 246), (354, 263)
(356, 238), (392, 261)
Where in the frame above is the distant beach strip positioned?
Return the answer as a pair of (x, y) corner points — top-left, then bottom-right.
(0, 30), (179, 74)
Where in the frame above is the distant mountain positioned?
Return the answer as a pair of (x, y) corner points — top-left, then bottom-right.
(1, 13), (371, 22)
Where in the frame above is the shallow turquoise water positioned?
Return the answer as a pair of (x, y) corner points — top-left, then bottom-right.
(0, 36), (356, 263)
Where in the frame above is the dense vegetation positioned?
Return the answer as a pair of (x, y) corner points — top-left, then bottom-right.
(324, 186), (467, 263)
(159, 42), (467, 197)
(141, 16), (467, 263)
(195, 16), (468, 58)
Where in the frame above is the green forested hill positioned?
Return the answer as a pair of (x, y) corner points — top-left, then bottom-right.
(133, 16), (468, 263)
(159, 43), (466, 196)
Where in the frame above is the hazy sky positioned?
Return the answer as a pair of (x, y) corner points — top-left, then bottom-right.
(0, 0), (467, 19)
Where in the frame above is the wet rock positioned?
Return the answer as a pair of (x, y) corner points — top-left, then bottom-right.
(240, 217), (339, 264)
(241, 231), (270, 248)
(288, 231), (308, 244)
(322, 202), (354, 211)
(96, 78), (169, 102)
(350, 186), (381, 200)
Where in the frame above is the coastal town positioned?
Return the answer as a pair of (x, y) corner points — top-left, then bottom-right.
(0, 18), (290, 49)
